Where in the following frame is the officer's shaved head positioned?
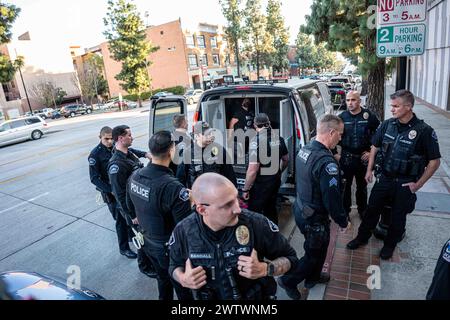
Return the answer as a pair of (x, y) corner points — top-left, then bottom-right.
(99, 126), (112, 137)
(192, 173), (235, 204)
(317, 114), (344, 135)
(346, 90), (360, 100)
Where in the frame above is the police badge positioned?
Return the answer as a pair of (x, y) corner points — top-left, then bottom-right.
(408, 130), (417, 140)
(363, 112), (369, 120)
(235, 225), (250, 245)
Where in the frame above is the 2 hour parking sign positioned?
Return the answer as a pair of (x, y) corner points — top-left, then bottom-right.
(376, 0), (427, 57)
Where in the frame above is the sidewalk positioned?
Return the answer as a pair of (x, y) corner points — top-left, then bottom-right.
(320, 85), (450, 300)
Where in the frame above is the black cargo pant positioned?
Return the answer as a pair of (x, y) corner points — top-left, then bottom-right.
(339, 151), (368, 215)
(142, 238), (192, 301)
(281, 204), (330, 288)
(248, 176), (281, 225)
(103, 193), (130, 252)
(356, 175), (417, 248)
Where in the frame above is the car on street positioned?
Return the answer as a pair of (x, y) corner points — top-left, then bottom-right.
(114, 99), (138, 109)
(60, 104), (93, 118)
(184, 89), (204, 105)
(0, 116), (48, 147)
(152, 91), (174, 99)
(327, 82), (348, 111)
(330, 76), (353, 90)
(0, 271), (105, 300)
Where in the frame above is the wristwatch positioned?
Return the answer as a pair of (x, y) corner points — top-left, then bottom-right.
(266, 262), (275, 277)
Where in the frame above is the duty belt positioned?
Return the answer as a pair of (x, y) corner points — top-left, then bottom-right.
(342, 150), (363, 158)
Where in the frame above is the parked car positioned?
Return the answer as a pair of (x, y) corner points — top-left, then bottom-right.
(184, 89), (204, 105)
(0, 116), (48, 147)
(113, 99), (138, 109)
(0, 271), (104, 300)
(152, 91), (174, 99)
(330, 76), (353, 90)
(327, 82), (348, 111)
(60, 104), (93, 118)
(149, 79), (333, 195)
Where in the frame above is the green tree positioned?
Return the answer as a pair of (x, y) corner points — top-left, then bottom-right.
(302, 0), (386, 120)
(0, 3), (22, 83)
(79, 53), (109, 104)
(243, 0), (274, 79)
(295, 32), (315, 75)
(219, 0), (244, 77)
(30, 81), (66, 108)
(314, 42), (336, 72)
(265, 0), (289, 76)
(103, 0), (158, 108)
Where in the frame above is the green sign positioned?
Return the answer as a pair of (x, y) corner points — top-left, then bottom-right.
(376, 23), (426, 57)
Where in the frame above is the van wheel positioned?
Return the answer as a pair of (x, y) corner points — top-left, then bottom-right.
(70, 112), (76, 117)
(31, 130), (43, 140)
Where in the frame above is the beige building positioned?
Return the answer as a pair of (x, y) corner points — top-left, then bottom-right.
(0, 34), (82, 118)
(74, 19), (237, 98)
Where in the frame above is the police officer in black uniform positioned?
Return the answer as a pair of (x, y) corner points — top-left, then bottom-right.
(228, 98), (255, 163)
(347, 90), (441, 260)
(278, 115), (349, 299)
(177, 121), (237, 189)
(338, 91), (380, 218)
(88, 126), (134, 257)
(242, 113), (289, 225)
(170, 114), (191, 174)
(426, 238), (450, 300)
(127, 131), (193, 300)
(108, 125), (156, 277)
(169, 173), (298, 300)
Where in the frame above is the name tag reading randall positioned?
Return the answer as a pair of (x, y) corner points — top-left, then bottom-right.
(130, 181), (150, 201)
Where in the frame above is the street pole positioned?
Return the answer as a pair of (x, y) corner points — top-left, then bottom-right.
(15, 49), (32, 114)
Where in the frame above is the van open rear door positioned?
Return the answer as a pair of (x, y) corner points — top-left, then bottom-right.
(149, 96), (187, 136)
(200, 100), (226, 148)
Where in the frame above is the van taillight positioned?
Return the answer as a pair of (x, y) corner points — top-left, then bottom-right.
(192, 111), (200, 131)
(236, 86), (251, 90)
(295, 117), (301, 140)
(337, 90), (345, 95)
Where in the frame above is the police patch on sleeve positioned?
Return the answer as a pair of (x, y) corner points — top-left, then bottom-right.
(432, 130), (438, 142)
(179, 188), (190, 202)
(325, 163), (339, 176)
(266, 217), (279, 233)
(109, 164), (119, 174)
(443, 240), (450, 263)
(329, 177), (338, 187)
(88, 158), (96, 166)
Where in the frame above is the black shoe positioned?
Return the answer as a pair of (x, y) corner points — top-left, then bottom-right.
(346, 238), (368, 250)
(277, 277), (302, 300)
(141, 270), (158, 278)
(379, 246), (395, 260)
(304, 272), (330, 289)
(120, 249), (137, 259)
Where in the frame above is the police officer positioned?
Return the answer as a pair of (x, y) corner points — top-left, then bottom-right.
(177, 121), (237, 189)
(426, 238), (450, 300)
(88, 126), (134, 258)
(242, 113), (289, 225)
(127, 131), (193, 300)
(169, 173), (298, 300)
(170, 114), (191, 174)
(108, 125), (156, 277)
(347, 90), (441, 260)
(278, 115), (349, 299)
(338, 91), (380, 218)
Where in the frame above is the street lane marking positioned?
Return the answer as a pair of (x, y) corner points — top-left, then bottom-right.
(0, 192), (49, 214)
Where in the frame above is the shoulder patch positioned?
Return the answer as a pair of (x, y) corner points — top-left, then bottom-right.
(266, 217), (279, 233)
(88, 158), (96, 166)
(432, 130), (438, 142)
(109, 164), (119, 174)
(329, 177), (338, 187)
(442, 240), (450, 263)
(325, 163), (339, 176)
(179, 188), (190, 202)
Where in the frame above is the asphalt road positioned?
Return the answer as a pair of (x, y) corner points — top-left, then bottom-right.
(0, 106), (163, 299)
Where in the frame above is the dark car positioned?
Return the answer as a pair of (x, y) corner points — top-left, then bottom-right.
(0, 271), (105, 300)
(327, 82), (347, 111)
(60, 104), (93, 118)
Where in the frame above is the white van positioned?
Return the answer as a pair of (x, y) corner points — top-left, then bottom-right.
(0, 116), (48, 147)
(149, 79), (334, 195)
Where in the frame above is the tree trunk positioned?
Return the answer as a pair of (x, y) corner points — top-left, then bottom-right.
(234, 37), (240, 78)
(366, 58), (386, 121)
(256, 51), (260, 79)
(360, 78), (369, 96)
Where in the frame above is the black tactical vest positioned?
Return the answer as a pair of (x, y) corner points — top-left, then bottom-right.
(380, 119), (427, 179)
(188, 143), (221, 188)
(340, 109), (372, 153)
(296, 143), (336, 212)
(129, 168), (178, 241)
(183, 211), (276, 300)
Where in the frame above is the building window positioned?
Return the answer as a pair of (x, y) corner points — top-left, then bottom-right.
(197, 35), (206, 48)
(160, 31), (164, 35)
(188, 54), (198, 68)
(186, 35), (195, 48)
(210, 37), (217, 48)
(200, 54), (208, 66)
(212, 54), (220, 66)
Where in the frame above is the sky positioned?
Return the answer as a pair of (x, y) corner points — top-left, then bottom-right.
(10, 0), (314, 49)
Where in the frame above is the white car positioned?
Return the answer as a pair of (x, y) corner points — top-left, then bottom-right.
(184, 89), (204, 105)
(0, 116), (48, 147)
